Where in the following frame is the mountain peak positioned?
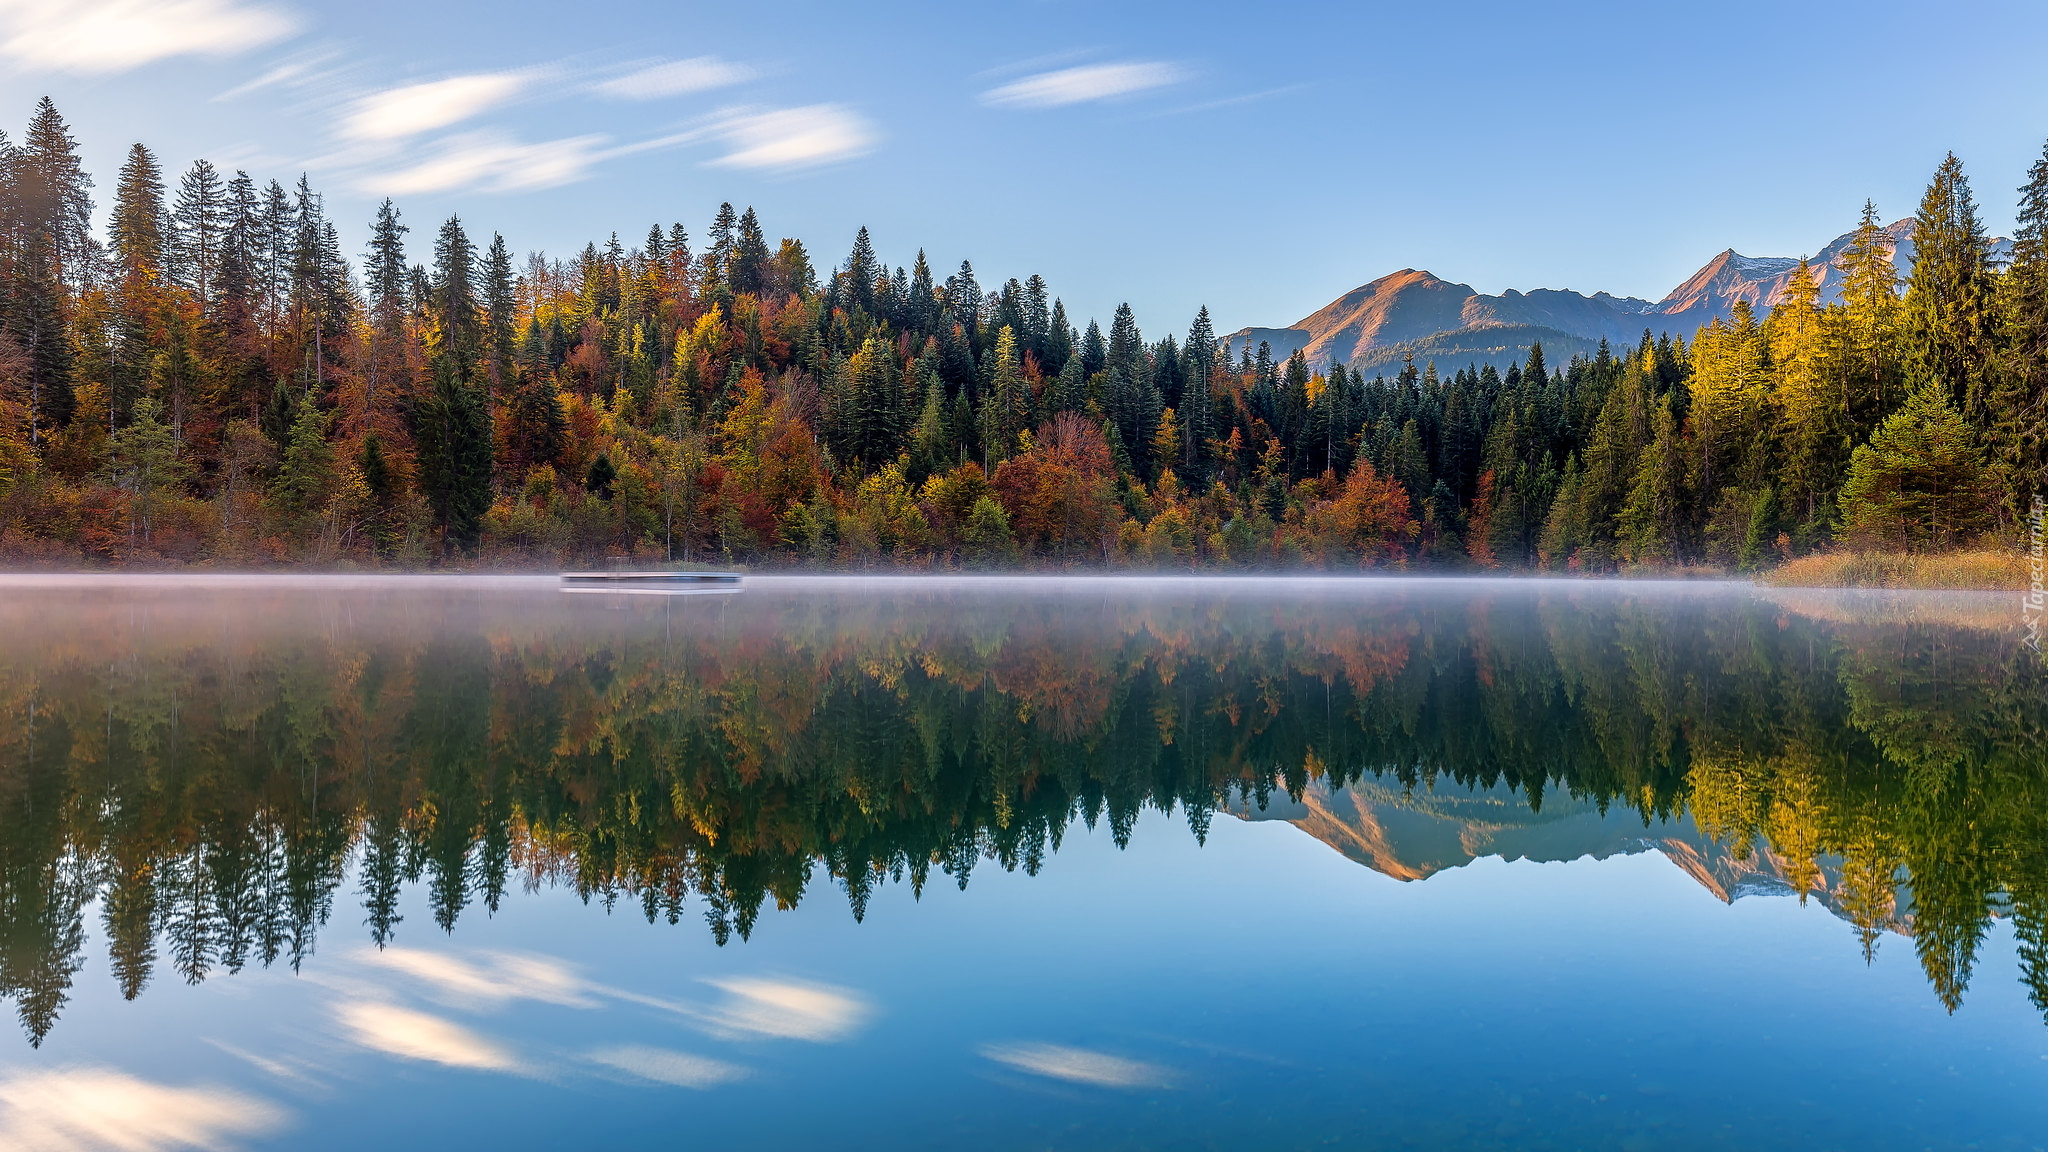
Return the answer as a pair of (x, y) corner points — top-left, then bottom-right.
(1233, 219), (2012, 376)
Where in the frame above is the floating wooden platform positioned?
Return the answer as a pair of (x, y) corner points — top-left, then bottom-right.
(559, 572), (743, 594)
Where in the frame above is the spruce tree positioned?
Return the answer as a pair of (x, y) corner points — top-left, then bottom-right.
(482, 232), (516, 398)
(1839, 384), (1993, 550)
(1993, 139), (2048, 525)
(19, 98), (94, 271)
(1838, 200), (1902, 438)
(431, 215), (480, 364)
(170, 159), (226, 305)
(109, 144), (166, 277)
(411, 357), (494, 552)
(1903, 154), (1994, 418)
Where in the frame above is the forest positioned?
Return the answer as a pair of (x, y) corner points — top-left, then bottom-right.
(1, 585), (2042, 1044)
(0, 96), (2043, 569)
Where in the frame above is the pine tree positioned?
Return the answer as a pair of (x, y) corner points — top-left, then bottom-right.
(979, 326), (1027, 464)
(170, 159), (226, 305)
(270, 394), (336, 537)
(108, 144), (166, 429)
(1838, 200), (1903, 439)
(411, 357), (494, 551)
(1839, 384), (1994, 551)
(732, 207), (770, 298)
(18, 98), (95, 272)
(363, 200), (409, 417)
(101, 395), (184, 547)
(1180, 307), (1217, 478)
(109, 144), (166, 277)
(482, 233), (515, 398)
(1903, 154), (1995, 418)
(1769, 259), (1844, 540)
(1992, 139), (2048, 525)
(702, 202), (738, 301)
(431, 215), (480, 364)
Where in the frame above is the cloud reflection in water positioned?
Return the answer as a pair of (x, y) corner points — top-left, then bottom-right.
(0, 1066), (285, 1151)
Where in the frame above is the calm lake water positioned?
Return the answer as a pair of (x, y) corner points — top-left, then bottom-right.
(0, 575), (2043, 1151)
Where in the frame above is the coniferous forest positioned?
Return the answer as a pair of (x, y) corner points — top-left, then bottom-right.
(0, 96), (2043, 570)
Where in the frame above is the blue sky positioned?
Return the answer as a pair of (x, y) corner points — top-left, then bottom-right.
(3, 0), (2046, 335)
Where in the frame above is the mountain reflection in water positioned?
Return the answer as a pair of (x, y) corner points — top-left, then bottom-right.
(0, 576), (2042, 1047)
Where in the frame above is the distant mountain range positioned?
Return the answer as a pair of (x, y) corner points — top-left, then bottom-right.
(1231, 778), (1899, 933)
(1228, 220), (2014, 376)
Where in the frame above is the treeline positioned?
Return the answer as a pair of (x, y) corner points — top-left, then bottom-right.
(2, 586), (2043, 1043)
(0, 95), (2042, 568)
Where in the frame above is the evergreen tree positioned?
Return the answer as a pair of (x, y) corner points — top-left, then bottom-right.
(18, 97), (95, 271)
(270, 394), (336, 536)
(1903, 154), (1995, 418)
(482, 232), (516, 398)
(979, 326), (1027, 464)
(1839, 384), (1994, 551)
(1838, 200), (1903, 439)
(411, 357), (494, 551)
(431, 216), (480, 364)
(109, 144), (166, 278)
(170, 159), (227, 305)
(1992, 140), (2048, 525)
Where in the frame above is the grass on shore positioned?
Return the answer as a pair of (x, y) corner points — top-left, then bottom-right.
(1759, 548), (2034, 591)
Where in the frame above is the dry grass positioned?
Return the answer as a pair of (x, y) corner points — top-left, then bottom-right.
(1759, 549), (2033, 591)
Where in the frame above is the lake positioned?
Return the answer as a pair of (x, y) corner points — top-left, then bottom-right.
(0, 575), (2043, 1151)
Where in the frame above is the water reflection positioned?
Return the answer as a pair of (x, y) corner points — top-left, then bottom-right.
(0, 578), (2042, 1046)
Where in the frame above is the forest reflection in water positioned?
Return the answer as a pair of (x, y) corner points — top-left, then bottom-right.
(0, 576), (2042, 1048)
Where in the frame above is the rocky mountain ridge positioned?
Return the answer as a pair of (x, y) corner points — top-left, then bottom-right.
(1231, 777), (1903, 936)
(1230, 220), (2012, 376)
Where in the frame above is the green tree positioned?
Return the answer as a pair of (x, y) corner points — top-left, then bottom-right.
(270, 395), (336, 536)
(1903, 155), (1995, 420)
(101, 395), (184, 547)
(411, 360), (494, 552)
(1839, 385), (1993, 550)
(1992, 140), (2048, 525)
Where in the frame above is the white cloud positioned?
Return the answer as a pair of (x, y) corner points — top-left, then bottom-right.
(698, 978), (871, 1042)
(981, 61), (1185, 109)
(363, 947), (599, 1010)
(333, 1001), (520, 1072)
(340, 72), (528, 142)
(0, 0), (294, 74)
(0, 1065), (285, 1151)
(699, 104), (876, 172)
(598, 56), (752, 100)
(583, 1045), (747, 1089)
(979, 1043), (1170, 1088)
(363, 132), (610, 195)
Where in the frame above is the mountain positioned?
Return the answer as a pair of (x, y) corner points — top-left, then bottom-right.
(1231, 777), (1899, 932)
(1228, 219), (2012, 376)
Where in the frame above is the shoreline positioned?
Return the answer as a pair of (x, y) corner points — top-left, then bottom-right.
(0, 560), (2025, 594)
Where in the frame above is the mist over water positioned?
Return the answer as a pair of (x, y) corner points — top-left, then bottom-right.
(0, 576), (2042, 1151)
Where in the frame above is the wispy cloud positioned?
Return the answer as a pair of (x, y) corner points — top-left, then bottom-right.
(362, 131), (610, 195)
(584, 1045), (748, 1089)
(0, 1065), (286, 1151)
(696, 104), (876, 172)
(597, 56), (752, 100)
(980, 1043), (1170, 1088)
(697, 978), (872, 1042)
(0, 0), (295, 74)
(340, 72), (530, 142)
(981, 61), (1185, 109)
(214, 48), (345, 101)
(333, 1001), (523, 1072)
